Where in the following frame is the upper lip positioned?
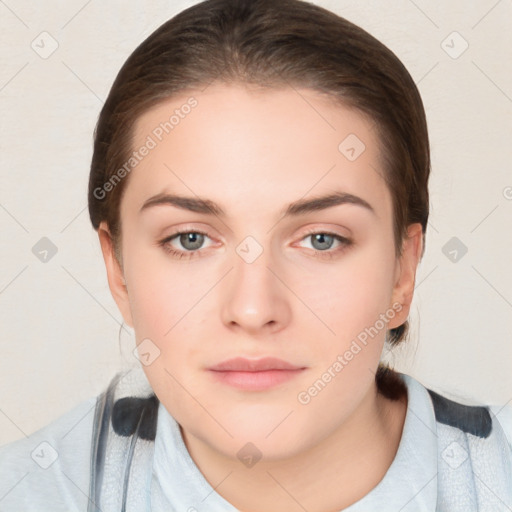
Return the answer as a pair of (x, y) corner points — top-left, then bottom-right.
(209, 357), (304, 372)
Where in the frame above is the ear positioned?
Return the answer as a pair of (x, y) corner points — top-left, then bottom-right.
(388, 223), (424, 329)
(97, 221), (134, 328)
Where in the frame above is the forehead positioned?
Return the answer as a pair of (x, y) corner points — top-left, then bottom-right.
(125, 83), (390, 220)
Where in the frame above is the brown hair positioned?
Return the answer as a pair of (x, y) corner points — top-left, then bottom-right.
(88, 0), (430, 400)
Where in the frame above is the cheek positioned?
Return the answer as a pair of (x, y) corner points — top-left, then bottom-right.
(123, 243), (208, 336)
(297, 245), (397, 344)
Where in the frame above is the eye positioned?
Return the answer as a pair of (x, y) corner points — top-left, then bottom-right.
(298, 230), (352, 259)
(159, 228), (353, 260)
(159, 229), (213, 259)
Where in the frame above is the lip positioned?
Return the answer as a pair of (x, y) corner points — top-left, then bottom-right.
(208, 357), (306, 391)
(208, 357), (304, 372)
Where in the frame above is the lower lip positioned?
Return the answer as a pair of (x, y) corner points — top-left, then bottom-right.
(208, 369), (305, 391)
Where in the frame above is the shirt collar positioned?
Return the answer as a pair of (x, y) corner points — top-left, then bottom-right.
(151, 402), (239, 511)
(344, 372), (438, 511)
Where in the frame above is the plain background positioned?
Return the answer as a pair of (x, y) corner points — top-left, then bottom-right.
(0, 0), (511, 446)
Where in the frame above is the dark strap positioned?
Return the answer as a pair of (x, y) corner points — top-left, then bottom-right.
(112, 395), (159, 440)
(87, 375), (160, 512)
(427, 388), (492, 438)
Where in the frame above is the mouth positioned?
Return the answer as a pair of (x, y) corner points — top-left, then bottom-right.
(208, 357), (307, 391)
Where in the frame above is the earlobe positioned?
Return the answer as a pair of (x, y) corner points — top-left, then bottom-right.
(388, 223), (424, 329)
(97, 221), (134, 328)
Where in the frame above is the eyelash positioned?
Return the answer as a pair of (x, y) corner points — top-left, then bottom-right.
(159, 228), (353, 261)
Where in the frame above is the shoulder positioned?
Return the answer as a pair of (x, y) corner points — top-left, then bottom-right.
(0, 395), (99, 512)
(399, 372), (512, 447)
(400, 373), (512, 507)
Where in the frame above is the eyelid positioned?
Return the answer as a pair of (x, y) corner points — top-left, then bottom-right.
(295, 225), (352, 241)
(294, 228), (351, 248)
(160, 223), (219, 241)
(299, 224), (349, 235)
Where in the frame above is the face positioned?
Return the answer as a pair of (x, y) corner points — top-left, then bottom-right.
(99, 82), (422, 462)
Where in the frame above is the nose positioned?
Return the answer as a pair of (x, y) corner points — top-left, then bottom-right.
(220, 242), (291, 335)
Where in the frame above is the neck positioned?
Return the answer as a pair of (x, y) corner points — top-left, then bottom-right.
(179, 382), (408, 512)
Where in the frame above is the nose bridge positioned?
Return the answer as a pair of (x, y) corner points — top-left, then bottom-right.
(233, 233), (277, 300)
(220, 233), (290, 331)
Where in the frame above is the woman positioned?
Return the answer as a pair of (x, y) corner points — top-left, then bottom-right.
(1, 0), (511, 510)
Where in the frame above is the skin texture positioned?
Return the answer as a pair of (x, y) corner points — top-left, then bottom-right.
(98, 83), (423, 511)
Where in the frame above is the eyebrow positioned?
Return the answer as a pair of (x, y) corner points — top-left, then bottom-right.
(139, 190), (375, 218)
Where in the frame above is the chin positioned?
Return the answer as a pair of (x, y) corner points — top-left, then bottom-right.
(228, 417), (314, 459)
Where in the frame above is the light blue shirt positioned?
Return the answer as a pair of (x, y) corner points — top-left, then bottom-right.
(1, 373), (511, 511)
